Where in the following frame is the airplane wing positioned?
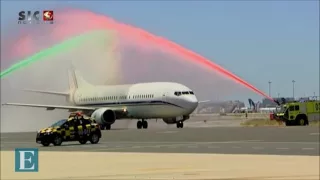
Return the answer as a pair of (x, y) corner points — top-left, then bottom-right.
(2, 103), (96, 111)
(2, 102), (129, 119)
(198, 100), (210, 103)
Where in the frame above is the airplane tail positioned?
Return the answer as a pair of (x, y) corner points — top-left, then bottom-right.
(24, 69), (92, 102)
(67, 69), (93, 91)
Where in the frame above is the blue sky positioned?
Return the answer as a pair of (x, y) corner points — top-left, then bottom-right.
(1, 0), (319, 100)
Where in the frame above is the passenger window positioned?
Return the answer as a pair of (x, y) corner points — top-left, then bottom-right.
(295, 105), (299, 111)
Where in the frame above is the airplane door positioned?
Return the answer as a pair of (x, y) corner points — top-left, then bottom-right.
(162, 91), (168, 102)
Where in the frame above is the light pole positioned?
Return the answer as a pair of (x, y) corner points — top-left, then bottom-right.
(268, 81), (272, 97)
(292, 80), (295, 99)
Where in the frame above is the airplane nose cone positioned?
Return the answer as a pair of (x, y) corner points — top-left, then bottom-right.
(186, 96), (198, 110)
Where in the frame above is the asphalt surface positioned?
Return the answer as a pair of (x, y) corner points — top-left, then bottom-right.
(1, 126), (319, 156)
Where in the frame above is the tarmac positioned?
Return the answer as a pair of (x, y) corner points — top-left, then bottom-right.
(1, 125), (319, 180)
(1, 126), (319, 156)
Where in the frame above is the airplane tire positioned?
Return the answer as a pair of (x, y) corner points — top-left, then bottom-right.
(142, 121), (148, 129)
(105, 124), (111, 130)
(176, 121), (183, 128)
(137, 121), (142, 129)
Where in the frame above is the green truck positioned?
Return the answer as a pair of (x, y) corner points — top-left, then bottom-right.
(272, 100), (320, 126)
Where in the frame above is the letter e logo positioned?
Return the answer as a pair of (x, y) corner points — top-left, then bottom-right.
(15, 148), (38, 172)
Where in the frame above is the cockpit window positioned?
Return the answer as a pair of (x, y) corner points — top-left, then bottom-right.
(174, 91), (182, 96)
(182, 91), (189, 95)
(189, 91), (194, 94)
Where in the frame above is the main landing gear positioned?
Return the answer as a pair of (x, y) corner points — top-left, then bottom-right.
(137, 119), (148, 129)
(176, 121), (184, 128)
(100, 124), (111, 130)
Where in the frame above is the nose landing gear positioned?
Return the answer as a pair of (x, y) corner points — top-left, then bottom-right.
(176, 121), (184, 128)
(137, 119), (148, 129)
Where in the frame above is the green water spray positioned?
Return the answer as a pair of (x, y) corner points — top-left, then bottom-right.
(0, 30), (108, 78)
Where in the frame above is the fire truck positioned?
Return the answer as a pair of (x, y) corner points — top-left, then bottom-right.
(272, 99), (320, 126)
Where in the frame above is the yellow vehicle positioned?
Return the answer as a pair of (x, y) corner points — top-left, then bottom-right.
(36, 113), (102, 146)
(273, 100), (320, 126)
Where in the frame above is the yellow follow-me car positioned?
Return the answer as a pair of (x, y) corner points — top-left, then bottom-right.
(36, 113), (102, 146)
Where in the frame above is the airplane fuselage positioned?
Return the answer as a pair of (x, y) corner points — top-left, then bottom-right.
(71, 82), (198, 119)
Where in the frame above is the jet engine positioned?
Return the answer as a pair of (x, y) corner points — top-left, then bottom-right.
(162, 118), (177, 124)
(91, 108), (116, 125)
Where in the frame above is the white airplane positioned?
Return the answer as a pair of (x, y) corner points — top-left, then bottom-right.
(258, 107), (278, 113)
(2, 70), (209, 130)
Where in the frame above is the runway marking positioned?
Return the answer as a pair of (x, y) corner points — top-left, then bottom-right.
(208, 146), (220, 149)
(252, 147), (264, 150)
(309, 133), (320, 136)
(94, 140), (265, 144)
(105, 141), (318, 145)
(302, 148), (315, 150)
(85, 143), (201, 152)
(232, 146), (241, 149)
(276, 148), (289, 150)
(156, 131), (178, 134)
(97, 145), (109, 148)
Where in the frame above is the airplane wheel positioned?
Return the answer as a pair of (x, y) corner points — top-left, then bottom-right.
(105, 124), (111, 130)
(142, 121), (148, 129)
(176, 121), (184, 128)
(137, 121), (142, 129)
